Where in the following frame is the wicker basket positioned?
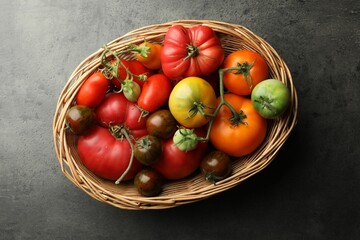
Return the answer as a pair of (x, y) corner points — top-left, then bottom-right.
(53, 20), (298, 210)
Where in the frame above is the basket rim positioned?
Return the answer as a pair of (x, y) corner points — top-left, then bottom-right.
(53, 19), (298, 210)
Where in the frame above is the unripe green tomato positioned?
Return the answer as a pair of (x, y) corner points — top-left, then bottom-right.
(123, 80), (141, 102)
(251, 79), (290, 119)
(173, 128), (198, 151)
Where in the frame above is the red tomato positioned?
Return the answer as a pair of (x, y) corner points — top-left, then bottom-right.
(161, 25), (224, 78)
(137, 74), (172, 112)
(223, 50), (269, 96)
(76, 72), (109, 108)
(210, 93), (267, 157)
(110, 59), (153, 88)
(78, 126), (143, 181)
(95, 93), (147, 137)
(78, 93), (148, 181)
(152, 129), (208, 180)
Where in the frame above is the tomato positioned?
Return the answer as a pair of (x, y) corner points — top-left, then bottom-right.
(110, 59), (153, 88)
(210, 93), (267, 157)
(78, 126), (143, 182)
(134, 135), (162, 166)
(95, 93), (147, 137)
(121, 79), (141, 102)
(152, 128), (208, 180)
(251, 79), (291, 119)
(76, 72), (109, 108)
(161, 25), (224, 78)
(137, 74), (172, 113)
(78, 93), (148, 182)
(134, 168), (163, 197)
(65, 105), (96, 135)
(223, 49), (269, 96)
(131, 41), (163, 70)
(200, 151), (232, 183)
(173, 128), (199, 151)
(168, 77), (217, 128)
(146, 109), (177, 139)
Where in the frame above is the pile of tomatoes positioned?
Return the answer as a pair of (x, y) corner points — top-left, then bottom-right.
(65, 24), (290, 197)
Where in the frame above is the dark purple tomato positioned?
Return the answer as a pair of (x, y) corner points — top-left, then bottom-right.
(134, 168), (163, 197)
(200, 151), (232, 183)
(134, 135), (162, 166)
(146, 109), (177, 139)
(65, 105), (96, 135)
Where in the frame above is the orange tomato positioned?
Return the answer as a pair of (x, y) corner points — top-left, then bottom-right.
(210, 93), (267, 157)
(134, 42), (163, 70)
(223, 50), (269, 96)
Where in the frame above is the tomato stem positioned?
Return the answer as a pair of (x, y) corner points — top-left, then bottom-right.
(136, 105), (150, 122)
(115, 127), (135, 184)
(197, 67), (249, 142)
(100, 45), (147, 85)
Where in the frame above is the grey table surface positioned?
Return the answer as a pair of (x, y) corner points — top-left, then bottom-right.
(1, 0), (360, 239)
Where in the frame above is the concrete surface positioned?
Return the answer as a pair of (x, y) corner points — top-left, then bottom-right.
(1, 0), (360, 239)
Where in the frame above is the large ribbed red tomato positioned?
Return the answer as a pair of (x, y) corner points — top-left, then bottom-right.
(77, 93), (147, 181)
(161, 25), (224, 78)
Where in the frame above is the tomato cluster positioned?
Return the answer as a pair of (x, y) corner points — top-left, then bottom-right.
(66, 24), (290, 197)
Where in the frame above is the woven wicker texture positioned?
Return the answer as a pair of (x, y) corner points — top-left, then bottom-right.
(53, 20), (298, 210)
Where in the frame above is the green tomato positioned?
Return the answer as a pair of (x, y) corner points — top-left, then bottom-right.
(251, 79), (290, 119)
(122, 80), (141, 102)
(173, 128), (198, 151)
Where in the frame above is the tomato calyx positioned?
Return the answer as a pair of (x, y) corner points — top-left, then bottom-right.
(188, 102), (215, 119)
(137, 135), (156, 150)
(127, 40), (151, 58)
(204, 172), (218, 185)
(184, 44), (199, 60)
(228, 110), (248, 126)
(231, 61), (256, 89)
(253, 96), (277, 114)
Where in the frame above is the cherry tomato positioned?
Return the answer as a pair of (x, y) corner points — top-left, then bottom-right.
(223, 49), (269, 96)
(146, 109), (177, 139)
(121, 79), (141, 102)
(137, 74), (172, 113)
(134, 168), (163, 197)
(65, 105), (96, 135)
(210, 93), (267, 157)
(168, 77), (216, 128)
(134, 135), (162, 166)
(200, 151), (232, 183)
(161, 25), (224, 78)
(76, 72), (109, 108)
(131, 41), (163, 70)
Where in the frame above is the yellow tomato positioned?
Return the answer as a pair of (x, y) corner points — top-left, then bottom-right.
(169, 77), (217, 128)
